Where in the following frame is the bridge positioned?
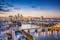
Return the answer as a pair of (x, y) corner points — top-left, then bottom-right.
(1, 22), (60, 40)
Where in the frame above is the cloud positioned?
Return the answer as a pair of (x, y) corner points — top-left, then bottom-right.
(0, 0), (14, 12)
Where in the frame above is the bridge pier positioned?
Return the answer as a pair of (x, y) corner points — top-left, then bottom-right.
(35, 29), (38, 33)
(27, 29), (30, 33)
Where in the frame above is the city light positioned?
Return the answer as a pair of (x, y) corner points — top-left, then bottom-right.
(0, 0), (60, 40)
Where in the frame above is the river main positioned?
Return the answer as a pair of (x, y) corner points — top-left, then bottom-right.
(20, 24), (60, 40)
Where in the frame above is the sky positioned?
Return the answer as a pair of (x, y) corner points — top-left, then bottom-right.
(0, 0), (60, 17)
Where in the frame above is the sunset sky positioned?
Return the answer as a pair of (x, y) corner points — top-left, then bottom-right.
(0, 0), (60, 17)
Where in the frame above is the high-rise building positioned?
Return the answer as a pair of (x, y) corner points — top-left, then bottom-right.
(19, 14), (23, 20)
(9, 15), (13, 22)
(17, 14), (23, 20)
(40, 16), (43, 21)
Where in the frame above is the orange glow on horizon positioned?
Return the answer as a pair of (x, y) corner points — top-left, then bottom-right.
(0, 14), (60, 18)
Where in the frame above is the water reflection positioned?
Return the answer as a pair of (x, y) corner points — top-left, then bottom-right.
(21, 24), (60, 40)
(30, 31), (60, 40)
(21, 24), (40, 29)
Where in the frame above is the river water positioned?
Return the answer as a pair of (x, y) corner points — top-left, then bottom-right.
(21, 24), (60, 40)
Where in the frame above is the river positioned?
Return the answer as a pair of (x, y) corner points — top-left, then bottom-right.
(21, 24), (60, 40)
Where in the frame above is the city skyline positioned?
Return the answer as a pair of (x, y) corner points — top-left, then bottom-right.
(0, 0), (60, 18)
